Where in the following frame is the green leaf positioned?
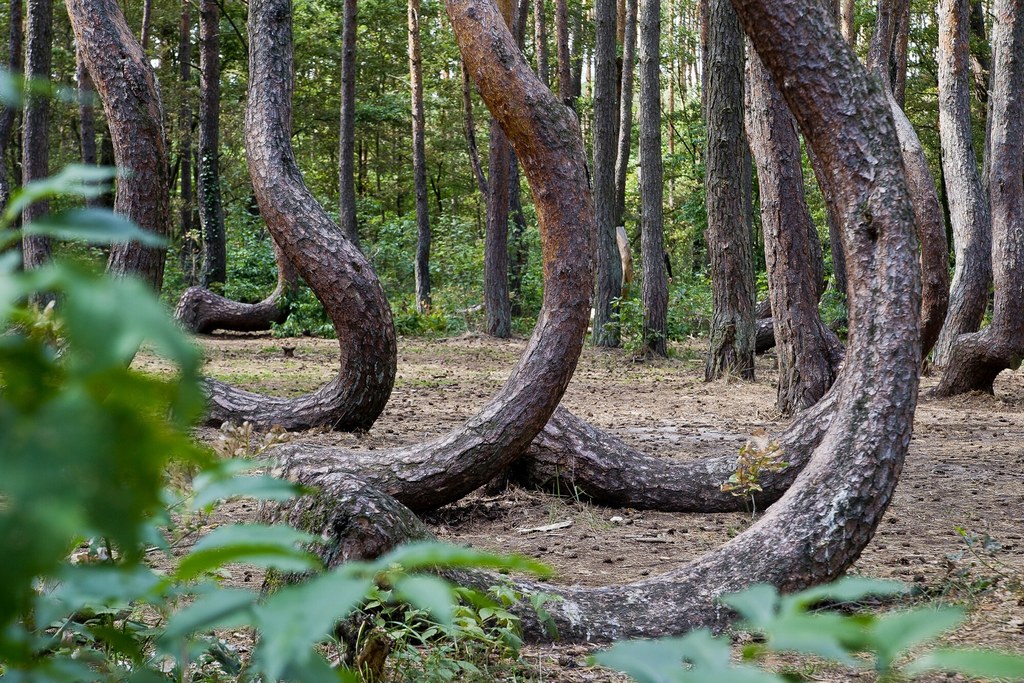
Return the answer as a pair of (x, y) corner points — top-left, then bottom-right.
(721, 584), (779, 626)
(3, 165), (118, 225)
(868, 607), (963, 671)
(759, 612), (867, 666)
(393, 574), (456, 625)
(175, 524), (321, 580)
(376, 541), (551, 578)
(160, 588), (259, 641)
(594, 630), (787, 683)
(37, 565), (161, 626)
(780, 576), (906, 613)
(192, 473), (303, 509)
(906, 648), (1024, 679)
(23, 209), (166, 247)
(252, 571), (375, 682)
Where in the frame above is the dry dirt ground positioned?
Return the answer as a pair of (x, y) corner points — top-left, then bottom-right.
(140, 332), (1024, 682)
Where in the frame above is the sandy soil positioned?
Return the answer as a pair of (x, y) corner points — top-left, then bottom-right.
(141, 331), (1024, 682)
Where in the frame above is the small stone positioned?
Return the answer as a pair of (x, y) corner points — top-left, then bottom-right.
(610, 516), (624, 524)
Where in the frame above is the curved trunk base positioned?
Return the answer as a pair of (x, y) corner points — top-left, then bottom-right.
(175, 286), (289, 334)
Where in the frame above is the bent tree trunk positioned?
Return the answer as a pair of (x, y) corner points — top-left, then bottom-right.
(202, 0), (397, 431)
(263, 0), (594, 511)
(174, 238), (300, 334)
(67, 0), (169, 291)
(868, 0), (949, 357)
(746, 47), (842, 414)
(932, 0), (993, 368)
(935, 0), (1024, 395)
(271, 0), (920, 645)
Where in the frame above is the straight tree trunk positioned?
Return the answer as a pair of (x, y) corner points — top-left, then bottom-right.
(140, 0), (153, 52)
(68, 0), (170, 290)
(891, 0), (910, 105)
(968, 0), (990, 104)
(637, 0), (666, 356)
(76, 44), (99, 209)
(702, 0), (755, 380)
(932, 0), (993, 368)
(935, 0), (1024, 395)
(534, 0), (549, 84)
(841, 0), (856, 45)
(460, 61), (487, 197)
(746, 47), (842, 413)
(613, 0), (637, 230)
(483, 0), (517, 336)
(21, 0), (53, 269)
(338, 0), (359, 246)
(0, 0), (22, 214)
(555, 0), (572, 105)
(198, 0), (227, 288)
(178, 0), (197, 284)
(591, 0), (622, 346)
(409, 0), (431, 312)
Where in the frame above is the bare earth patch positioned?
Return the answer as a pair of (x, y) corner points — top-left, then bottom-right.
(137, 332), (1024, 682)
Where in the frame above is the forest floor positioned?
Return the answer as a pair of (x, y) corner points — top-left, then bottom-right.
(140, 332), (1024, 682)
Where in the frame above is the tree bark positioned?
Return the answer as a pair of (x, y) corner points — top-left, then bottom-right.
(409, 0), (432, 313)
(555, 0), (572, 106)
(337, 0), (359, 247)
(591, 0), (622, 347)
(198, 0), (226, 288)
(746, 47), (843, 413)
(935, 0), (1024, 395)
(178, 0), (197, 285)
(0, 0), (22, 215)
(891, 0), (910, 106)
(76, 45), (98, 208)
(612, 0), (637, 230)
(175, 238), (300, 333)
(483, 0), (519, 337)
(202, 0), (397, 431)
(840, 0), (855, 45)
(460, 61), (488, 197)
(267, 0), (594, 511)
(271, 0), (921, 645)
(21, 0), (52, 269)
(534, 0), (549, 84)
(932, 0), (993, 368)
(868, 0), (950, 358)
(702, 0), (755, 380)
(637, 0), (666, 356)
(140, 0), (153, 52)
(68, 0), (170, 291)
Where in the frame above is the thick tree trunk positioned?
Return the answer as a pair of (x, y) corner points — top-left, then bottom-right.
(178, 0), (197, 285)
(0, 0), (21, 215)
(702, 0), (755, 380)
(746, 48), (843, 413)
(175, 239), (299, 334)
(202, 0), (397, 431)
(409, 0), (432, 313)
(68, 0), (169, 291)
(338, 0), (359, 247)
(935, 0), (1024, 395)
(267, 0), (594, 511)
(198, 0), (226, 288)
(612, 0), (637, 230)
(637, 0), (666, 356)
(868, 0), (950, 358)
(460, 61), (488, 197)
(591, 0), (622, 347)
(271, 0), (920, 645)
(932, 0), (993, 368)
(21, 0), (52, 269)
